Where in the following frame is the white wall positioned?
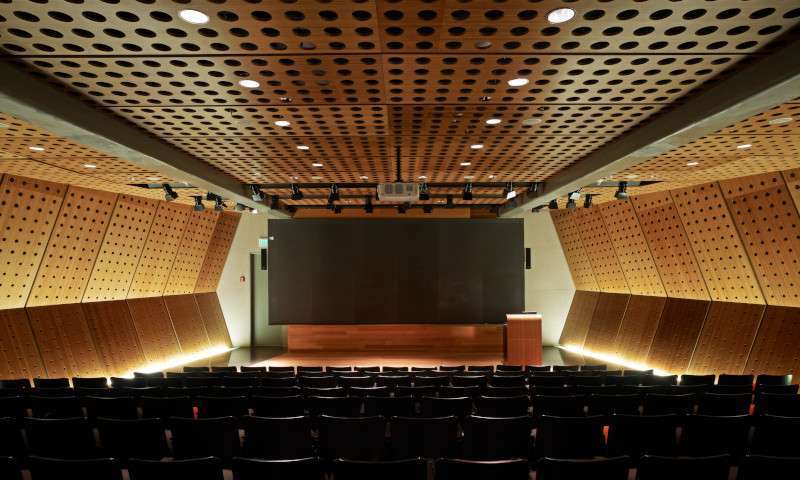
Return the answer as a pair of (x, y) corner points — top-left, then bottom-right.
(510, 208), (576, 345)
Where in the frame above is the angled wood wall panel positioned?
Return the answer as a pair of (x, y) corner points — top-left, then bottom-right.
(645, 298), (710, 373)
(688, 302), (765, 375)
(163, 294), (211, 353)
(0, 175), (66, 309)
(27, 304), (104, 378)
(558, 290), (600, 348)
(583, 292), (629, 353)
(631, 191), (710, 300)
(671, 183), (765, 304)
(721, 173), (800, 307)
(0, 308), (44, 379)
(745, 306), (800, 375)
(195, 292), (233, 348)
(127, 297), (181, 364)
(83, 195), (159, 302)
(194, 212), (241, 293)
(163, 210), (219, 296)
(26, 186), (116, 307)
(613, 295), (667, 364)
(82, 300), (146, 377)
(599, 201), (666, 296)
(127, 202), (191, 298)
(783, 168), (800, 213)
(574, 208), (630, 293)
(550, 211), (598, 291)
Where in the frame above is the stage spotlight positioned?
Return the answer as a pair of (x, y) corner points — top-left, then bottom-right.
(333, 205), (342, 214)
(423, 205), (433, 214)
(234, 203), (246, 212)
(419, 182), (430, 201)
(214, 196), (226, 211)
(566, 197), (577, 209)
(502, 182), (517, 200)
(527, 182), (542, 195)
(192, 196), (205, 211)
(328, 184), (340, 205)
(162, 184), (178, 202)
(615, 181), (629, 200)
(568, 190), (581, 201)
(548, 199), (558, 209)
(205, 192), (218, 202)
(249, 185), (264, 202)
(290, 184), (303, 201)
(446, 194), (454, 209)
(364, 196), (373, 214)
(584, 194), (595, 208)
(531, 205), (546, 213)
(269, 195), (280, 210)
(462, 183), (473, 201)
(398, 203), (407, 214)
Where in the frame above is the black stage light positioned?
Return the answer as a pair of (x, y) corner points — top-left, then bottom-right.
(162, 184), (178, 201)
(328, 184), (340, 205)
(615, 181), (629, 200)
(235, 203), (246, 212)
(333, 205), (342, 214)
(548, 199), (558, 209)
(566, 196), (577, 209)
(462, 183), (473, 201)
(531, 204), (546, 213)
(446, 194), (454, 209)
(214, 196), (226, 211)
(423, 205), (433, 214)
(192, 196), (205, 211)
(364, 196), (373, 214)
(250, 185), (265, 202)
(584, 194), (595, 208)
(269, 195), (280, 210)
(502, 182), (516, 200)
(419, 183), (430, 201)
(398, 203), (407, 214)
(290, 184), (303, 201)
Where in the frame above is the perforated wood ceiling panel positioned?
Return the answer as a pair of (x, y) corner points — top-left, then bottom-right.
(163, 294), (210, 353)
(613, 295), (666, 364)
(559, 290), (600, 348)
(598, 201), (665, 296)
(27, 303), (104, 378)
(550, 210), (598, 291)
(688, 301), (765, 375)
(573, 208), (629, 294)
(128, 202), (192, 298)
(0, 174), (65, 309)
(745, 305), (800, 375)
(645, 298), (710, 373)
(164, 210), (219, 296)
(195, 212), (241, 294)
(583, 292), (629, 353)
(721, 173), (800, 307)
(82, 300), (145, 377)
(631, 191), (710, 300)
(83, 195), (159, 302)
(0, 308), (44, 379)
(671, 182), (765, 304)
(26, 186), (116, 307)
(126, 297), (181, 364)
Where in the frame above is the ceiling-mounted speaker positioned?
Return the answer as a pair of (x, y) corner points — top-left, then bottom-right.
(525, 248), (532, 270)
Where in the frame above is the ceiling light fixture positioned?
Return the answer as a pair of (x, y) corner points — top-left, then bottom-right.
(192, 196), (205, 211)
(178, 9), (210, 24)
(162, 184), (178, 202)
(737, 144), (752, 150)
(238, 79), (260, 89)
(360, 175), (369, 180)
(460, 162), (471, 167)
(547, 7), (576, 24)
(470, 144), (484, 150)
(502, 182), (517, 200)
(687, 161), (700, 166)
(274, 120), (291, 127)
(312, 162), (323, 167)
(485, 118), (502, 125)
(768, 117), (793, 125)
(83, 164), (97, 169)
(507, 78), (530, 87)
(296, 145), (310, 150)
(418, 175), (427, 180)
(522, 117), (542, 126)
(28, 146), (45, 152)
(615, 181), (629, 200)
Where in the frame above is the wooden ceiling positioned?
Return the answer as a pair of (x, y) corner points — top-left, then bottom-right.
(1, 1), (799, 210)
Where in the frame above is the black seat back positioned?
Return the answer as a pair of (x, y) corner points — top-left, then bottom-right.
(750, 414), (800, 457)
(97, 417), (169, 461)
(169, 416), (240, 462)
(435, 458), (530, 480)
(607, 414), (679, 461)
(241, 416), (313, 460)
(680, 414), (751, 459)
(461, 415), (532, 460)
(390, 416), (458, 459)
(536, 415), (605, 459)
(232, 457), (322, 480)
(637, 454), (730, 480)
(317, 415), (386, 461)
(24, 417), (97, 459)
(128, 457), (224, 480)
(537, 456), (629, 480)
(333, 458), (426, 480)
(737, 455), (800, 480)
(28, 456), (122, 480)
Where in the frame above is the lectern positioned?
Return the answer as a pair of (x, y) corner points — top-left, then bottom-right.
(504, 313), (543, 366)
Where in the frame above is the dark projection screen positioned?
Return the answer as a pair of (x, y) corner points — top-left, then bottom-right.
(268, 219), (524, 324)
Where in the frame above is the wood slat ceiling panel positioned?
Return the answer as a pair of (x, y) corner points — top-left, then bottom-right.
(631, 191), (711, 300)
(195, 292), (233, 348)
(721, 172), (800, 307)
(645, 298), (710, 373)
(163, 209), (219, 296)
(194, 212), (241, 294)
(744, 305), (800, 376)
(126, 297), (181, 364)
(0, 174), (66, 309)
(671, 182), (765, 304)
(550, 210), (598, 291)
(558, 290), (600, 348)
(613, 295), (666, 364)
(0, 308), (44, 379)
(573, 208), (629, 294)
(82, 300), (145, 377)
(26, 186), (117, 307)
(688, 301), (765, 375)
(163, 294), (211, 354)
(27, 303), (104, 378)
(583, 292), (629, 353)
(83, 195), (159, 302)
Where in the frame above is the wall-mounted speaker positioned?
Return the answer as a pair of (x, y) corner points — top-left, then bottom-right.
(525, 248), (531, 270)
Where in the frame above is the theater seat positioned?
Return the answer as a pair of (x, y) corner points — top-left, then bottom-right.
(252, 395), (305, 417)
(536, 415), (605, 459)
(737, 455), (800, 480)
(128, 457), (224, 480)
(390, 415), (458, 459)
(537, 456), (629, 480)
(333, 458), (427, 480)
(24, 417), (97, 458)
(754, 393), (800, 416)
(241, 415), (313, 460)
(680, 415), (751, 460)
(233, 457), (323, 480)
(97, 417), (169, 462)
(0, 418), (25, 458)
(475, 395), (529, 417)
(750, 414), (800, 457)
(140, 395), (194, 419)
(169, 416), (241, 463)
(33, 378), (70, 389)
(435, 458), (530, 480)
(421, 396), (473, 419)
(696, 393), (752, 416)
(0, 456), (20, 480)
(636, 454), (731, 480)
(607, 414), (679, 462)
(364, 396), (415, 417)
(28, 456), (122, 480)
(317, 415), (386, 460)
(462, 415), (532, 460)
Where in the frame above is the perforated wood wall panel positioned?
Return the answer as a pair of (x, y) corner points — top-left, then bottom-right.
(744, 306), (800, 375)
(671, 183), (765, 304)
(631, 191), (710, 300)
(583, 293), (629, 353)
(574, 208), (629, 294)
(722, 173), (800, 308)
(163, 210), (219, 296)
(126, 297), (181, 364)
(27, 304), (104, 378)
(163, 294), (210, 353)
(688, 302), (765, 375)
(613, 295), (667, 364)
(194, 212), (241, 293)
(0, 308), (44, 379)
(785, 168), (800, 213)
(83, 195), (159, 302)
(26, 186), (116, 307)
(598, 201), (665, 296)
(550, 211), (598, 291)
(645, 298), (710, 373)
(127, 202), (191, 298)
(558, 290), (600, 348)
(195, 292), (233, 348)
(0, 175), (66, 309)
(82, 300), (145, 377)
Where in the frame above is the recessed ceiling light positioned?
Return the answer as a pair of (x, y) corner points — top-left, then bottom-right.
(736, 144), (752, 150)
(625, 174), (639, 179)
(28, 146), (45, 151)
(0, 123), (8, 129)
(147, 177), (161, 181)
(238, 79), (260, 89)
(312, 162), (323, 167)
(686, 161), (700, 166)
(470, 144), (484, 150)
(83, 164), (97, 169)
(507, 78), (530, 87)
(275, 120), (291, 127)
(296, 145), (310, 150)
(522, 117), (542, 126)
(460, 162), (471, 166)
(485, 118), (502, 125)
(488, 175), (496, 179)
(178, 9), (210, 24)
(418, 175), (427, 180)
(464, 175), (475, 180)
(768, 117), (793, 125)
(360, 175), (369, 180)
(311, 176), (322, 180)
(547, 7), (576, 24)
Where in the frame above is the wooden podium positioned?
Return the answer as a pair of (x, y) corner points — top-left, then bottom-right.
(504, 313), (543, 366)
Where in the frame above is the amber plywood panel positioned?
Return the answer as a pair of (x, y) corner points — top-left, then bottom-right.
(599, 201), (665, 296)
(631, 192), (710, 301)
(163, 210), (219, 296)
(722, 173), (800, 307)
(583, 293), (630, 353)
(163, 294), (210, 353)
(613, 295), (667, 364)
(645, 298), (710, 373)
(745, 306), (800, 375)
(27, 186), (116, 307)
(194, 212), (241, 293)
(127, 297), (181, 364)
(688, 302), (765, 375)
(785, 168), (800, 212)
(82, 301), (145, 377)
(558, 290), (600, 348)
(0, 309), (44, 379)
(671, 183), (764, 304)
(574, 208), (629, 294)
(550, 211), (598, 291)
(27, 304), (104, 378)
(83, 195), (159, 302)
(127, 203), (191, 298)
(0, 175), (66, 309)
(194, 292), (233, 348)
